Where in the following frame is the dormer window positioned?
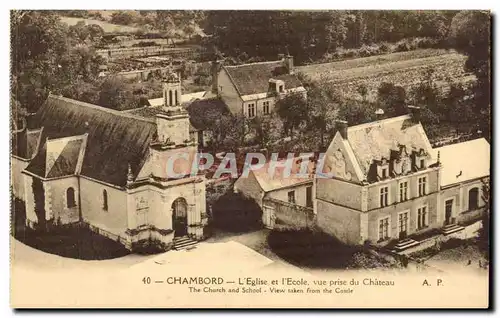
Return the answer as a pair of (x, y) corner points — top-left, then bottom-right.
(269, 79), (285, 95)
(413, 148), (427, 171)
(377, 157), (390, 180)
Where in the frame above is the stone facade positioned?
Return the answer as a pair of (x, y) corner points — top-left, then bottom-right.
(13, 72), (208, 253)
(315, 115), (489, 247)
(212, 56), (307, 118)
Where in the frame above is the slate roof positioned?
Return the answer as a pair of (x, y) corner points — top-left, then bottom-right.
(223, 61), (303, 96)
(11, 128), (43, 160)
(25, 95), (157, 187)
(346, 115), (433, 175)
(26, 135), (87, 179)
(430, 138), (490, 187)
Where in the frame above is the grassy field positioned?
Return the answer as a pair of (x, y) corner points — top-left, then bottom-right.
(60, 16), (140, 33)
(297, 49), (475, 102)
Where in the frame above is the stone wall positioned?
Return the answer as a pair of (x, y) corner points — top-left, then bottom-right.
(217, 68), (243, 115)
(80, 177), (129, 239)
(316, 199), (361, 245)
(263, 197), (314, 231)
(11, 157), (29, 200)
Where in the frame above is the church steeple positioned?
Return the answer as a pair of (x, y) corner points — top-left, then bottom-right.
(163, 71), (181, 107)
(154, 71), (191, 146)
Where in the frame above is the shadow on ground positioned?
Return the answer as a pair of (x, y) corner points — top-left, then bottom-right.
(12, 198), (130, 260)
(267, 229), (389, 270)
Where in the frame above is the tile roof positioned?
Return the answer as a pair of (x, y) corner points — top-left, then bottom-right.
(250, 158), (314, 193)
(27, 95), (157, 187)
(346, 115), (433, 176)
(224, 61), (303, 96)
(430, 138), (490, 187)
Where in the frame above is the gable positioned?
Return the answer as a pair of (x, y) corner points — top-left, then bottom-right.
(323, 132), (364, 183)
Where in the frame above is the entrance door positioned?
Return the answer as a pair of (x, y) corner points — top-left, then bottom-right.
(172, 198), (188, 237)
(445, 199), (453, 225)
(263, 205), (275, 229)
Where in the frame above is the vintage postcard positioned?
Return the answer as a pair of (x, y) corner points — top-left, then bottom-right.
(10, 10), (491, 308)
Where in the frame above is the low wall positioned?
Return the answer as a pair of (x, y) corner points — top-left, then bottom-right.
(263, 197), (315, 231)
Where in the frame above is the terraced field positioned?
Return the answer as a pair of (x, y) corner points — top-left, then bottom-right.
(297, 49), (475, 102)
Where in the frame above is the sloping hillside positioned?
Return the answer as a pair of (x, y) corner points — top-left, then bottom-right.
(297, 49), (475, 102)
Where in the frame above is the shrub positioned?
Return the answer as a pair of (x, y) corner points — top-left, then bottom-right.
(212, 192), (262, 232)
(132, 239), (170, 255)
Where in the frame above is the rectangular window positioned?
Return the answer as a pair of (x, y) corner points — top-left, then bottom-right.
(398, 212), (409, 236)
(420, 159), (425, 169)
(288, 190), (295, 204)
(306, 186), (313, 208)
(418, 176), (427, 196)
(263, 101), (270, 114)
(248, 103), (256, 118)
(379, 186), (389, 207)
(399, 181), (409, 202)
(381, 167), (387, 178)
(417, 206), (428, 229)
(379, 217), (390, 241)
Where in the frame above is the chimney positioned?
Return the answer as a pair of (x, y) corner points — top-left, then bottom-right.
(284, 55), (294, 74)
(335, 120), (348, 140)
(211, 60), (222, 94)
(408, 105), (421, 122)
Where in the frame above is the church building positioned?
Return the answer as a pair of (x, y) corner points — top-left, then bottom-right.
(11, 72), (208, 251)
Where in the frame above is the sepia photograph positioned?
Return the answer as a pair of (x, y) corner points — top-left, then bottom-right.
(9, 9), (491, 308)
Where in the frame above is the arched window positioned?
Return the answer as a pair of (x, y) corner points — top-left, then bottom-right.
(468, 187), (479, 210)
(175, 90), (179, 105)
(66, 187), (76, 208)
(169, 90), (173, 106)
(102, 189), (108, 211)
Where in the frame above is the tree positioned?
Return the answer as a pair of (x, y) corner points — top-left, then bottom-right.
(212, 192), (262, 232)
(110, 11), (136, 25)
(306, 80), (339, 149)
(357, 84), (368, 101)
(98, 77), (138, 110)
(337, 100), (377, 126)
(450, 11), (491, 133)
(11, 11), (104, 114)
(377, 82), (407, 116)
(478, 179), (490, 260)
(275, 93), (308, 136)
(253, 113), (284, 148)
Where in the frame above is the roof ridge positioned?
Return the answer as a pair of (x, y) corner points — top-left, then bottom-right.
(48, 94), (156, 124)
(348, 114), (412, 132)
